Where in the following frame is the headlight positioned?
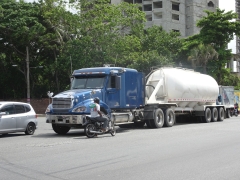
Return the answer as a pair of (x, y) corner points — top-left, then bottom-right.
(72, 106), (86, 112)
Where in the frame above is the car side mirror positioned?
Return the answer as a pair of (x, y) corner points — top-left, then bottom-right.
(0, 112), (6, 116)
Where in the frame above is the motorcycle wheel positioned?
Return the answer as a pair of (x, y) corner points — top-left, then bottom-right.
(85, 124), (96, 138)
(110, 123), (116, 136)
(110, 129), (116, 136)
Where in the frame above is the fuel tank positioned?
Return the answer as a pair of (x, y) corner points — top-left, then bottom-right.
(145, 67), (219, 107)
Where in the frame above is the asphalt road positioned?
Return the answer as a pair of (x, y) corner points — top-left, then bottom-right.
(1, 116), (240, 180)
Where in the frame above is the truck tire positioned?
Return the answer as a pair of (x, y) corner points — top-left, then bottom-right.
(52, 124), (70, 135)
(218, 107), (224, 121)
(152, 108), (164, 128)
(226, 109), (231, 118)
(164, 108), (175, 127)
(211, 108), (218, 122)
(204, 108), (211, 123)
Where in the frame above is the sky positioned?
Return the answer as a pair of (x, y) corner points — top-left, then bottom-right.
(219, 0), (236, 53)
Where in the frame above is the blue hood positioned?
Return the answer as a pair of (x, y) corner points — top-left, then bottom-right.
(53, 89), (103, 107)
(54, 89), (94, 98)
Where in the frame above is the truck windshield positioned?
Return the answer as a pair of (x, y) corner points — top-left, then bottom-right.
(71, 76), (105, 89)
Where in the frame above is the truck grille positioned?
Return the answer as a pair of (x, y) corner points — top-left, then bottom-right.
(52, 98), (72, 109)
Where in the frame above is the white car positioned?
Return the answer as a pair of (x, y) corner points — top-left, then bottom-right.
(0, 101), (38, 135)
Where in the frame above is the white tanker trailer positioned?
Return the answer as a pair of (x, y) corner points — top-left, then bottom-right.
(45, 66), (233, 135)
(143, 67), (232, 128)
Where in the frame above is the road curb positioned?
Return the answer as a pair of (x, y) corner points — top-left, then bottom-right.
(37, 114), (45, 117)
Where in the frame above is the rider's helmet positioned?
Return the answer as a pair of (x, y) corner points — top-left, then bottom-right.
(94, 97), (100, 104)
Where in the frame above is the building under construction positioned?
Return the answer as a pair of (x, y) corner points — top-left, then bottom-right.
(111, 0), (219, 37)
(236, 0), (240, 54)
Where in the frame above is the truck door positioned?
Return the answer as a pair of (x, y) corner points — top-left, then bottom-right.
(105, 75), (121, 109)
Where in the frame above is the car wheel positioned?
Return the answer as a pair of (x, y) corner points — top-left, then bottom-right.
(52, 124), (70, 135)
(25, 122), (36, 135)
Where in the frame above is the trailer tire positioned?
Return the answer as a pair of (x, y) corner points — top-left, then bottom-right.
(152, 108), (164, 128)
(226, 109), (231, 118)
(164, 108), (175, 127)
(218, 107), (224, 121)
(52, 124), (70, 135)
(211, 108), (218, 122)
(204, 108), (211, 123)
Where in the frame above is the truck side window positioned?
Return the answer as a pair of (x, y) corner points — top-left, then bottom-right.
(108, 76), (116, 88)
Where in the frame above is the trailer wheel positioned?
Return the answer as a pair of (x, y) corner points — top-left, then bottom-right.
(204, 108), (211, 123)
(52, 124), (70, 135)
(152, 108), (164, 128)
(226, 109), (231, 118)
(164, 108), (175, 127)
(211, 108), (218, 122)
(218, 107), (224, 121)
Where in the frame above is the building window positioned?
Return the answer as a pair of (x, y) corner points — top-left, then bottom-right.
(135, 0), (142, 3)
(208, 1), (214, 7)
(172, 2), (180, 11)
(143, 4), (152, 11)
(172, 14), (179, 20)
(172, 29), (180, 33)
(124, 0), (133, 3)
(146, 14), (152, 21)
(153, 1), (162, 9)
(153, 12), (162, 20)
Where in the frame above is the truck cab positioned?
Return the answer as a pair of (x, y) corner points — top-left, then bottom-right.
(46, 67), (145, 134)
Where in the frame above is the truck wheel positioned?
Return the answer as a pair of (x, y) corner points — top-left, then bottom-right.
(211, 108), (218, 122)
(164, 108), (175, 127)
(204, 108), (211, 123)
(52, 124), (70, 135)
(218, 107), (224, 121)
(152, 108), (164, 128)
(226, 109), (231, 118)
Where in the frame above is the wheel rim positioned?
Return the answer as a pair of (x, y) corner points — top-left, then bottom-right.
(168, 113), (173, 124)
(86, 124), (96, 137)
(157, 114), (163, 124)
(27, 124), (35, 134)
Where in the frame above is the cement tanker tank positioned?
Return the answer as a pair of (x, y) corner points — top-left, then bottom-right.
(145, 67), (219, 108)
(143, 67), (229, 128)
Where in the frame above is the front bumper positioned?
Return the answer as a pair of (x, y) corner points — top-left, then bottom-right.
(46, 114), (86, 125)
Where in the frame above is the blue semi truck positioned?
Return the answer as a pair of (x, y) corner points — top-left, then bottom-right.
(46, 66), (232, 134)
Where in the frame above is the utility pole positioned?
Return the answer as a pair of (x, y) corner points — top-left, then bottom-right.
(26, 46), (30, 104)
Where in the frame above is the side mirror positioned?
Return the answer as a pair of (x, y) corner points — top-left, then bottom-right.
(218, 96), (222, 102)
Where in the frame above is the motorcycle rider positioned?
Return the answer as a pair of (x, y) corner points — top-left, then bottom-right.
(89, 97), (108, 132)
(234, 102), (239, 114)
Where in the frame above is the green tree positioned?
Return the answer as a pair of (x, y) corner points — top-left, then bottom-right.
(197, 8), (240, 83)
(188, 43), (218, 74)
(65, 0), (145, 68)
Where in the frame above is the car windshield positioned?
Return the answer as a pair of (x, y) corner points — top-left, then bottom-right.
(71, 76), (106, 89)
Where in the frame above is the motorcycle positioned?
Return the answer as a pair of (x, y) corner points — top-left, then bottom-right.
(231, 106), (238, 117)
(84, 116), (116, 138)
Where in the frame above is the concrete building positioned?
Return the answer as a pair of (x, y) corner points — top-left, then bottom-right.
(111, 0), (219, 37)
(236, 0), (240, 54)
